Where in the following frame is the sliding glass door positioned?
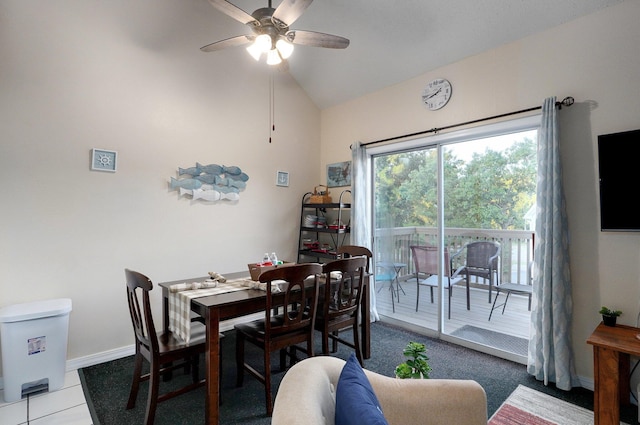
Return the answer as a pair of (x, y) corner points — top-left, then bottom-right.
(369, 116), (539, 361)
(373, 147), (439, 330)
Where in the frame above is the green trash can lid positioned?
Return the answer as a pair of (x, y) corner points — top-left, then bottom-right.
(0, 298), (72, 323)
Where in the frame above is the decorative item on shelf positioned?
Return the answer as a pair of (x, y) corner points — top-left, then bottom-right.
(328, 219), (346, 230)
(309, 185), (332, 204)
(311, 243), (332, 254)
(169, 162), (249, 203)
(599, 306), (622, 327)
(395, 341), (431, 379)
(302, 239), (319, 250)
(303, 214), (317, 227)
(315, 216), (327, 228)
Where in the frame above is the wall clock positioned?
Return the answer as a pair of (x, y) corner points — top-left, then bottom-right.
(422, 78), (452, 110)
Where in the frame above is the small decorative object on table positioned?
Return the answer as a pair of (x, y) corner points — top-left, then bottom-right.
(599, 306), (622, 327)
(207, 271), (227, 283)
(394, 341), (431, 379)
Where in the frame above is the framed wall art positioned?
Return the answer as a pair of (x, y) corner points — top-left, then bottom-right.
(91, 148), (117, 172)
(276, 170), (289, 187)
(327, 161), (351, 187)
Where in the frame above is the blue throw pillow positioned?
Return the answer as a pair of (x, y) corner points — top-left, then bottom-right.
(335, 354), (389, 425)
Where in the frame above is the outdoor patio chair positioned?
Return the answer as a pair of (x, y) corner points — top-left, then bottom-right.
(410, 245), (464, 319)
(488, 262), (533, 320)
(374, 261), (406, 313)
(450, 241), (501, 305)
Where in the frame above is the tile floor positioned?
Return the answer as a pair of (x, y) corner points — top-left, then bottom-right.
(0, 370), (93, 425)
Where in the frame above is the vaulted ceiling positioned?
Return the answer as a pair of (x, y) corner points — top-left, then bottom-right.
(203, 0), (626, 109)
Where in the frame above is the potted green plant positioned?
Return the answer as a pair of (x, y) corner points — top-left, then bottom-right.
(599, 306), (622, 327)
(394, 341), (431, 379)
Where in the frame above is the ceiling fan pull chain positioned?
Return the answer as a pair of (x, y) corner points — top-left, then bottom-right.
(269, 73), (275, 143)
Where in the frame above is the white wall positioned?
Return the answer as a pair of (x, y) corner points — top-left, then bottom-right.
(0, 0), (320, 374)
(2, 0), (639, 388)
(320, 1), (640, 384)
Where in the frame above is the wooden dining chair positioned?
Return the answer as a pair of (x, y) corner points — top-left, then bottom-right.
(124, 269), (206, 425)
(336, 245), (373, 273)
(336, 245), (373, 357)
(234, 263), (323, 416)
(315, 256), (367, 365)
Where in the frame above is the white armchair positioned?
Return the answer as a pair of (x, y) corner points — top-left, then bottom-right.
(272, 356), (487, 425)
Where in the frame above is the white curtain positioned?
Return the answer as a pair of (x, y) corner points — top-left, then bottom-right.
(352, 141), (379, 321)
(527, 97), (579, 390)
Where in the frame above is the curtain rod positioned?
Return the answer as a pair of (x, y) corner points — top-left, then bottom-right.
(361, 96), (574, 147)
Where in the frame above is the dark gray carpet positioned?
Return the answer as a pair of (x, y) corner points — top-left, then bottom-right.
(79, 322), (638, 425)
(450, 325), (528, 356)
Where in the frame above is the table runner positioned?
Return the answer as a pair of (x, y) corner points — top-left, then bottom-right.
(168, 277), (285, 343)
(168, 278), (252, 343)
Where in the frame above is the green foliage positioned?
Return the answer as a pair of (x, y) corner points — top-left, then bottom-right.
(599, 306), (622, 317)
(394, 341), (431, 379)
(374, 138), (536, 230)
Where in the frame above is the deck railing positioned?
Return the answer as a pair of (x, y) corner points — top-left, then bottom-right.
(373, 227), (534, 284)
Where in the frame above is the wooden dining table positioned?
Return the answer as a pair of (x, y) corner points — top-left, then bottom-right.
(159, 270), (370, 425)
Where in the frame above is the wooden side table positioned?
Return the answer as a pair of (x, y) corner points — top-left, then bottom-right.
(586, 323), (640, 425)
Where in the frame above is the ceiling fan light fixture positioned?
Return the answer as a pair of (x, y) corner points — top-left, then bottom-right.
(275, 38), (294, 59)
(254, 34), (272, 53)
(246, 42), (263, 61)
(266, 48), (282, 65)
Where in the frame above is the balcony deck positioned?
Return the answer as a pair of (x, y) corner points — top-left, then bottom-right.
(374, 276), (531, 363)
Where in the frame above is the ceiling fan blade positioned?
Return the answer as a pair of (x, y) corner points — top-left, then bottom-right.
(288, 30), (350, 49)
(273, 0), (313, 27)
(207, 0), (258, 26)
(200, 35), (252, 52)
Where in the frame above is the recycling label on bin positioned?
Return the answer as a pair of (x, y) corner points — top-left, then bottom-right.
(28, 336), (46, 355)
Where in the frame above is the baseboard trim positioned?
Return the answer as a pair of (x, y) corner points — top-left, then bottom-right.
(66, 345), (135, 372)
(62, 316), (254, 372)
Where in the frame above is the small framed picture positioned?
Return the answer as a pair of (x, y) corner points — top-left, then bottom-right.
(276, 170), (289, 187)
(91, 148), (117, 172)
(327, 161), (351, 187)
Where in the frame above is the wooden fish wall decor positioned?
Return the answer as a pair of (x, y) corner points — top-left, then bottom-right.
(169, 162), (249, 202)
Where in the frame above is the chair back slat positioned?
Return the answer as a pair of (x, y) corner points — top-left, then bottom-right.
(125, 268), (158, 354)
(336, 245), (373, 274)
(259, 263), (322, 338)
(321, 257), (367, 321)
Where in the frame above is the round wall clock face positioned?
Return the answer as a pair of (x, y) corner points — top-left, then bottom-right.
(422, 79), (452, 110)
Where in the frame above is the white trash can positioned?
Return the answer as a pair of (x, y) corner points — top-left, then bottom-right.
(0, 298), (72, 402)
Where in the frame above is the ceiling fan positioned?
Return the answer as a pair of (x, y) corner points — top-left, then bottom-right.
(201, 0), (350, 66)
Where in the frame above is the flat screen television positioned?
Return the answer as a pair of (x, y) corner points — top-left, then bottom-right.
(598, 129), (640, 231)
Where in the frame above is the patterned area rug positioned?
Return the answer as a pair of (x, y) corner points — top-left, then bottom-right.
(489, 385), (629, 425)
(450, 325), (528, 356)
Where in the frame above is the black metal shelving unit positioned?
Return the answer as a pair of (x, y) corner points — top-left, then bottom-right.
(297, 189), (351, 263)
